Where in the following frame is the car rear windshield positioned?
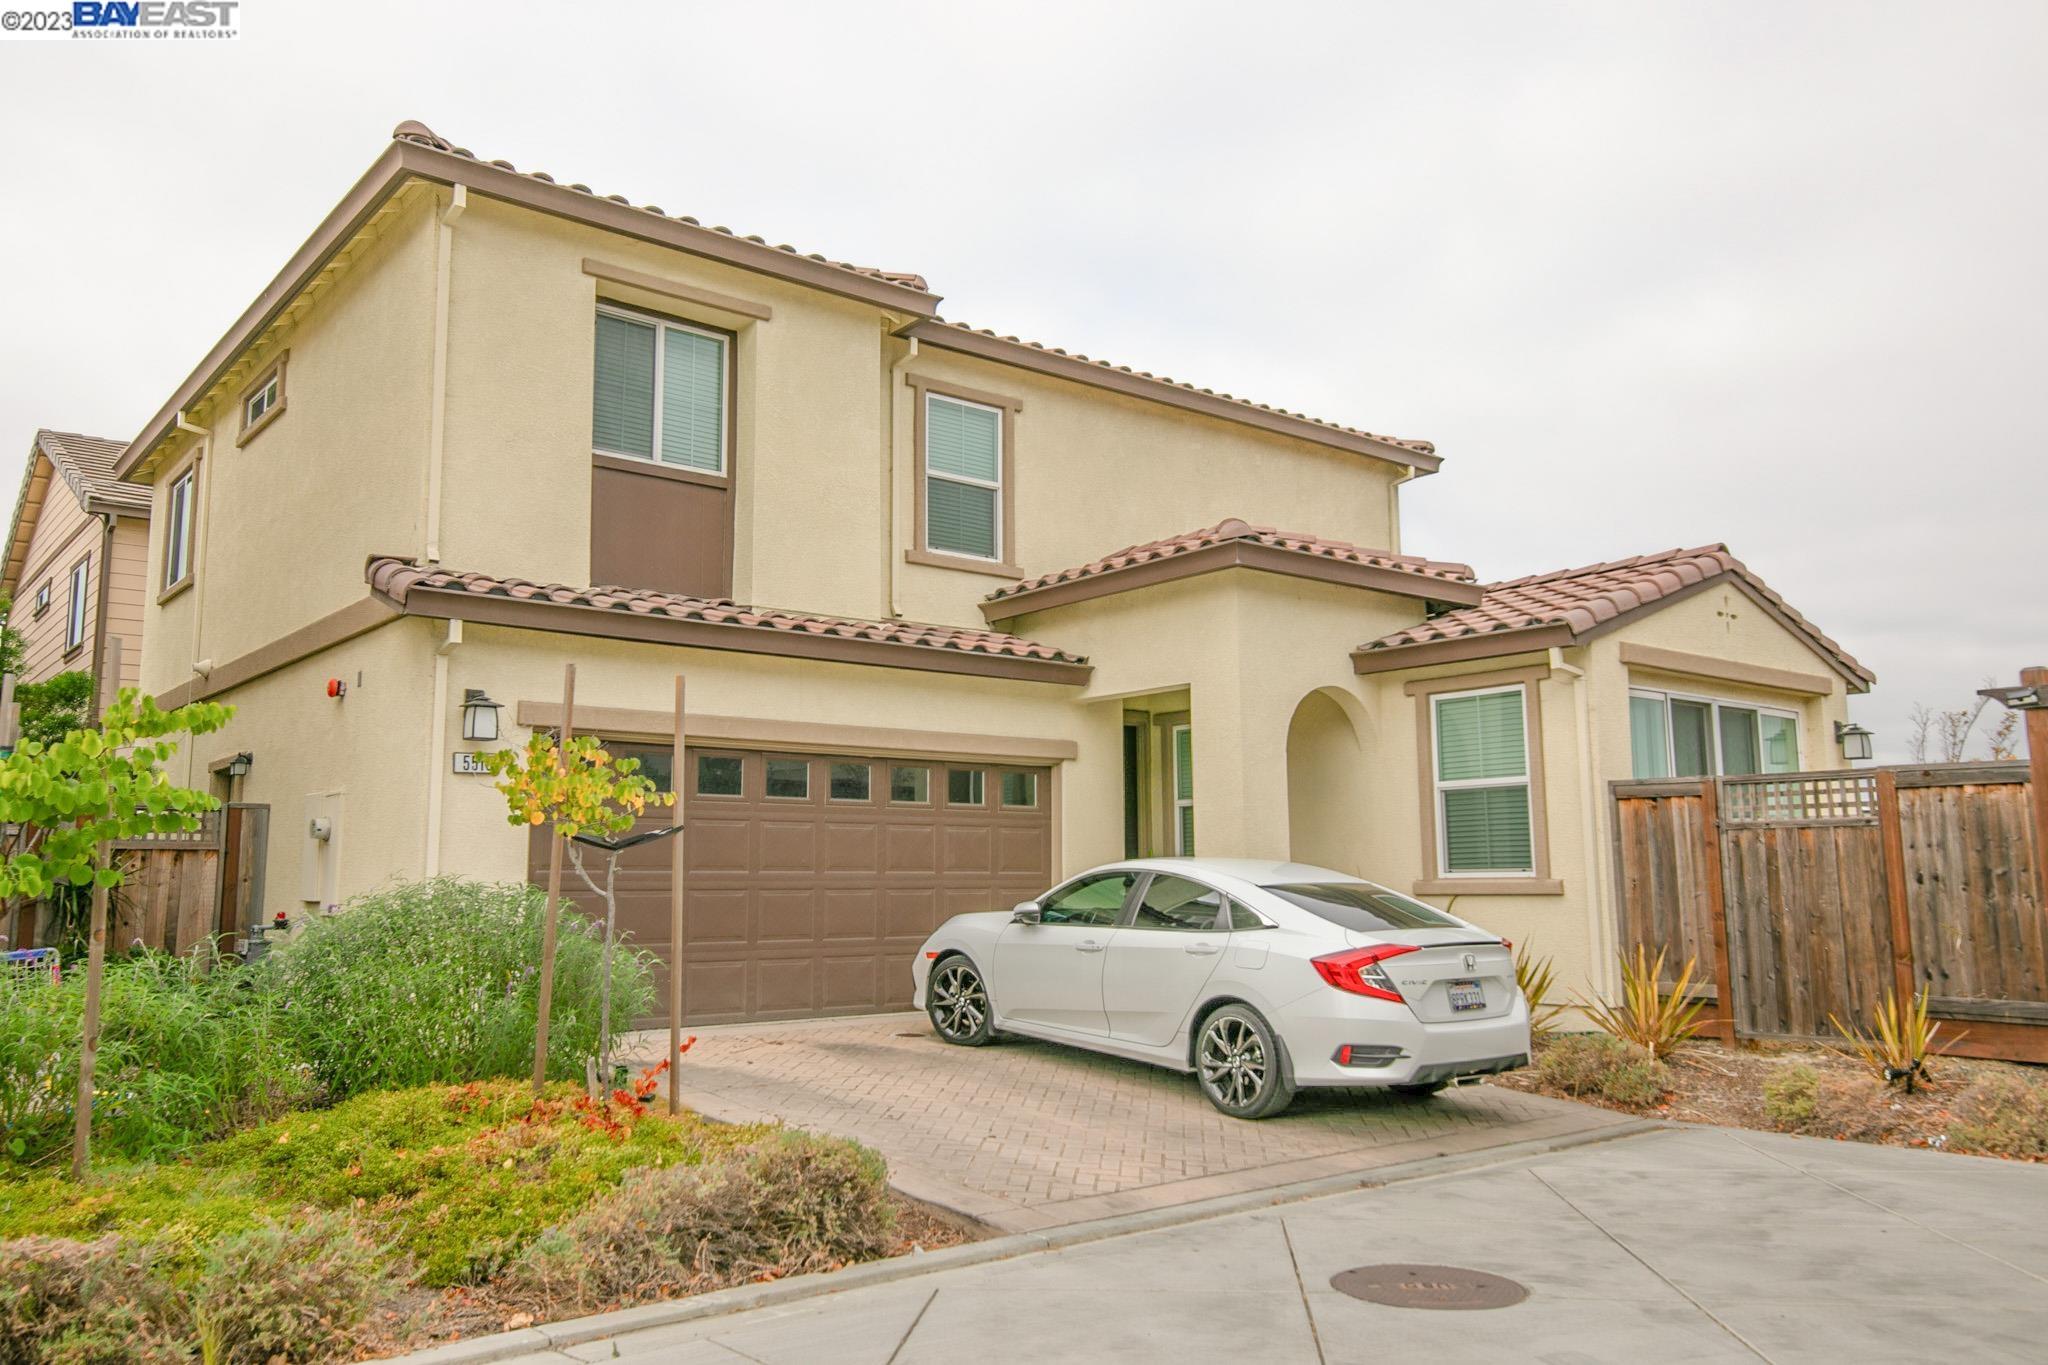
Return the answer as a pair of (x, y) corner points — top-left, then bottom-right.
(1261, 882), (1462, 933)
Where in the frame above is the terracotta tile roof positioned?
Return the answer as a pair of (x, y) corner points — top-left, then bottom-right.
(988, 518), (1476, 604)
(390, 122), (930, 295)
(366, 557), (1088, 671)
(34, 429), (151, 513)
(917, 319), (1437, 459)
(1357, 545), (1874, 688)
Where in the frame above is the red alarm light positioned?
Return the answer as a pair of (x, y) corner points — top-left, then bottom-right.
(326, 678), (346, 699)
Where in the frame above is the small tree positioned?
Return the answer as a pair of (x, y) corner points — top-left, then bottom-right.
(483, 730), (672, 1092)
(15, 670), (96, 747)
(0, 688), (232, 1177)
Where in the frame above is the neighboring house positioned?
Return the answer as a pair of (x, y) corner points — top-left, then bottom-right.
(1, 429), (151, 710)
(105, 121), (1871, 1022)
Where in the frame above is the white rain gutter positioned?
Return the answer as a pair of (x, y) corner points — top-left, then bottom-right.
(424, 184), (466, 565)
(1550, 646), (1617, 998)
(174, 411), (211, 786)
(882, 330), (920, 618)
(423, 618), (463, 875)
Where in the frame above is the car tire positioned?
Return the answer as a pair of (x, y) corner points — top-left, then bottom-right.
(927, 955), (994, 1047)
(1392, 1080), (1451, 1099)
(1194, 1004), (1295, 1119)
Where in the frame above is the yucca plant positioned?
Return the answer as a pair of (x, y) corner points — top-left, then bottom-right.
(1514, 943), (1568, 1039)
(1574, 946), (1707, 1061)
(1828, 988), (1955, 1093)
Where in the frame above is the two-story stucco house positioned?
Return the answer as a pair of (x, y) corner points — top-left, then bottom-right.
(2, 430), (150, 714)
(106, 122), (1871, 1024)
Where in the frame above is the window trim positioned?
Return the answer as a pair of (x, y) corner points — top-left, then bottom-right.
(946, 767), (986, 808)
(592, 301), (735, 482)
(160, 460), (199, 602)
(889, 765), (931, 805)
(1629, 686), (1802, 779)
(1406, 666), (1561, 896)
(31, 580), (50, 617)
(63, 554), (88, 655)
(235, 352), (288, 447)
(693, 753), (747, 800)
(905, 376), (1021, 577)
(827, 761), (873, 803)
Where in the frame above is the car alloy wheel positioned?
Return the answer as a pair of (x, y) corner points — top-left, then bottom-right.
(1196, 1005), (1294, 1118)
(928, 958), (993, 1046)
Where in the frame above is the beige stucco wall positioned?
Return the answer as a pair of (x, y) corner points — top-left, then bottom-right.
(139, 192), (437, 698)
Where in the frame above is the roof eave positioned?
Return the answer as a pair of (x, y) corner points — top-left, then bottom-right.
(1350, 624), (1578, 675)
(905, 321), (1443, 475)
(377, 578), (1091, 686)
(983, 539), (1483, 623)
(114, 139), (946, 483)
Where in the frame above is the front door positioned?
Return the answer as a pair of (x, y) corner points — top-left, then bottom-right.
(1103, 872), (1227, 1045)
(990, 870), (1136, 1035)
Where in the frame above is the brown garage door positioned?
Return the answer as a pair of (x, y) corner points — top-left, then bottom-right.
(529, 745), (1052, 1025)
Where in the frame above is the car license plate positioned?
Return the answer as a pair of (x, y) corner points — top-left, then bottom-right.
(1447, 979), (1486, 1013)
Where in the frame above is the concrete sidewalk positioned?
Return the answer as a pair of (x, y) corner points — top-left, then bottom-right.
(459, 1125), (2048, 1365)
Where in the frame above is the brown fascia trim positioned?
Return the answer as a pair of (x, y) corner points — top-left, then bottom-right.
(1352, 624), (1575, 675)
(115, 140), (942, 482)
(904, 321), (1444, 475)
(154, 595), (400, 709)
(514, 700), (1080, 765)
(985, 540), (1484, 623)
(382, 581), (1091, 686)
(1616, 643), (1833, 697)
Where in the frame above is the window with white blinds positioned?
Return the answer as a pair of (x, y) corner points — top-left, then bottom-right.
(924, 392), (1002, 560)
(1432, 686), (1533, 875)
(592, 305), (727, 474)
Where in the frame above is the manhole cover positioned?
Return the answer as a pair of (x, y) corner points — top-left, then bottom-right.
(1329, 1264), (1528, 1310)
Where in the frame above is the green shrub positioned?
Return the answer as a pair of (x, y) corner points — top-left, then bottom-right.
(510, 1130), (895, 1310)
(1536, 1033), (1669, 1110)
(191, 1213), (393, 1364)
(1763, 1064), (1821, 1129)
(1945, 1073), (2048, 1159)
(0, 1235), (189, 1365)
(259, 878), (653, 1097)
(0, 950), (314, 1168)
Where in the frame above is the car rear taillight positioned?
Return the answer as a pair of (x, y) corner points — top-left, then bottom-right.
(1311, 944), (1420, 1002)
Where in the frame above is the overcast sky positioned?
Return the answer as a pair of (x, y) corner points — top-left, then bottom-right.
(2, 1), (2041, 759)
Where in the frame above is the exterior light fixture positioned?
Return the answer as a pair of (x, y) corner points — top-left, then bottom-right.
(224, 752), (253, 777)
(461, 688), (503, 743)
(1834, 720), (1875, 763)
(1977, 684), (2046, 712)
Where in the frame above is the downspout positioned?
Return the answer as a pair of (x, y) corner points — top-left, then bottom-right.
(424, 184), (466, 565)
(174, 412), (211, 786)
(1388, 466), (1416, 554)
(882, 330), (920, 619)
(1549, 646), (1616, 999)
(423, 618), (462, 876)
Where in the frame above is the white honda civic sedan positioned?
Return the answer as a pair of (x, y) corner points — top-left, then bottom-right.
(911, 858), (1530, 1119)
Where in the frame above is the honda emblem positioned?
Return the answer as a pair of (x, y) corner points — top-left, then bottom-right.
(1463, 952), (1476, 970)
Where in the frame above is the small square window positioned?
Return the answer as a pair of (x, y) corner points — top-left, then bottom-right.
(890, 766), (929, 803)
(947, 769), (985, 806)
(829, 762), (871, 801)
(765, 759), (810, 799)
(1000, 772), (1037, 808)
(32, 581), (50, 616)
(695, 755), (743, 797)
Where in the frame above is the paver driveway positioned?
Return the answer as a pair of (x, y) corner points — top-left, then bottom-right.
(624, 1013), (1632, 1232)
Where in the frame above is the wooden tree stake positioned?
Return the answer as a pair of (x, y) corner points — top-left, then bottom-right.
(669, 674), (686, 1114)
(530, 662), (576, 1094)
(2024, 666), (2048, 920)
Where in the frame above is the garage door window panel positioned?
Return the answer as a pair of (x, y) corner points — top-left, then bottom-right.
(891, 766), (930, 803)
(766, 759), (811, 800)
(830, 762), (872, 802)
(696, 755), (745, 797)
(1000, 771), (1037, 808)
(947, 768), (986, 807)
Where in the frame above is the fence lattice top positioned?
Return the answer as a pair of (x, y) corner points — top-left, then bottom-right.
(1719, 773), (1878, 825)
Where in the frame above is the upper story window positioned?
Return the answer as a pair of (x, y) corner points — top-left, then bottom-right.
(923, 392), (1003, 561)
(1630, 689), (1799, 779)
(592, 305), (728, 475)
(163, 466), (196, 593)
(1431, 685), (1533, 876)
(64, 556), (88, 653)
(237, 355), (287, 446)
(32, 580), (50, 616)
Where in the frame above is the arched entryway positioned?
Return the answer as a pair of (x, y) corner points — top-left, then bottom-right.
(1285, 687), (1369, 874)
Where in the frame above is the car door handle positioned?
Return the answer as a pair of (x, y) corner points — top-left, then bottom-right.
(1184, 942), (1221, 956)
(1075, 940), (1105, 953)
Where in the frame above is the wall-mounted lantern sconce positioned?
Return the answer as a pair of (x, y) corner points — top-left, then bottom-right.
(461, 688), (503, 743)
(224, 752), (253, 778)
(1834, 720), (1875, 763)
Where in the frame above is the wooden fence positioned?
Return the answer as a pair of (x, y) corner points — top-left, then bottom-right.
(1611, 763), (2047, 1063)
(5, 804), (269, 963)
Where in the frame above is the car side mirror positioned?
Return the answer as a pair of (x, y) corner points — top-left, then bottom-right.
(1010, 901), (1042, 924)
